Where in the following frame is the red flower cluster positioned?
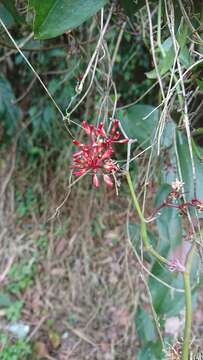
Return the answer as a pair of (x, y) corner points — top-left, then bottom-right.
(71, 120), (128, 188)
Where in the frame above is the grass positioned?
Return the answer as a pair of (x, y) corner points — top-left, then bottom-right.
(0, 130), (203, 359)
(0, 146), (139, 359)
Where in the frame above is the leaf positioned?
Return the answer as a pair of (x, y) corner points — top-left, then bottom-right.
(0, 292), (13, 307)
(128, 223), (158, 261)
(148, 262), (184, 316)
(176, 131), (203, 202)
(119, 0), (145, 16)
(197, 79), (203, 92)
(148, 180), (198, 316)
(146, 23), (192, 79)
(118, 104), (159, 148)
(137, 341), (163, 360)
(148, 260), (198, 317)
(0, 4), (15, 28)
(135, 307), (157, 343)
(118, 105), (176, 150)
(155, 184), (182, 253)
(146, 184), (185, 318)
(30, 0), (108, 39)
(1, 0), (22, 25)
(135, 307), (163, 360)
(146, 43), (191, 79)
(0, 75), (21, 139)
(146, 48), (174, 79)
(161, 119), (177, 148)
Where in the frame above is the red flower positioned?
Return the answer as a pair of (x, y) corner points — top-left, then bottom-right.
(71, 120), (128, 188)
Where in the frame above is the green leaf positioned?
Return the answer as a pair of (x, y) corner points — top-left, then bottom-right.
(128, 222), (158, 261)
(135, 307), (157, 343)
(147, 184), (185, 317)
(146, 46), (175, 79)
(135, 307), (163, 359)
(146, 23), (192, 79)
(0, 4), (15, 27)
(0, 75), (21, 139)
(148, 179), (199, 316)
(137, 341), (163, 360)
(155, 184), (182, 253)
(30, 0), (108, 39)
(1, 0), (22, 25)
(118, 104), (159, 148)
(0, 292), (13, 307)
(197, 79), (203, 92)
(149, 260), (198, 317)
(176, 131), (203, 202)
(119, 0), (145, 16)
(148, 262), (184, 316)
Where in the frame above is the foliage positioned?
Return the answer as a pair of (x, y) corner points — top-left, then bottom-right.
(0, 75), (21, 140)
(0, 293), (23, 322)
(30, 0), (109, 39)
(6, 260), (36, 295)
(0, 335), (31, 360)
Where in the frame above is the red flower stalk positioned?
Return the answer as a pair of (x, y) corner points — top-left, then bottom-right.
(71, 120), (128, 188)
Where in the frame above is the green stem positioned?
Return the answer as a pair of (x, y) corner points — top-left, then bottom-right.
(182, 245), (195, 360)
(125, 171), (168, 265)
(182, 272), (192, 360)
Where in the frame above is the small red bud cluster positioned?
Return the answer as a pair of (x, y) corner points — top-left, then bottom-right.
(155, 179), (203, 216)
(71, 120), (128, 188)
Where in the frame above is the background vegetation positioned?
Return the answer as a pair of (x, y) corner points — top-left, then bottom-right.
(0, 0), (203, 359)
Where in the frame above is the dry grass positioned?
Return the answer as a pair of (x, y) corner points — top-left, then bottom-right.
(0, 145), (142, 359)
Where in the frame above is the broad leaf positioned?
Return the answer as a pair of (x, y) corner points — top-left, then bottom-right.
(147, 185), (184, 317)
(135, 307), (157, 343)
(146, 23), (192, 79)
(149, 260), (198, 317)
(149, 184), (198, 316)
(30, 0), (108, 39)
(155, 184), (182, 253)
(135, 307), (163, 359)
(118, 104), (159, 148)
(176, 131), (203, 202)
(118, 104), (177, 151)
(137, 341), (163, 360)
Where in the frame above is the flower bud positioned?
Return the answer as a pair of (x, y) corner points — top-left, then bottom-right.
(103, 174), (113, 188)
(93, 174), (100, 188)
